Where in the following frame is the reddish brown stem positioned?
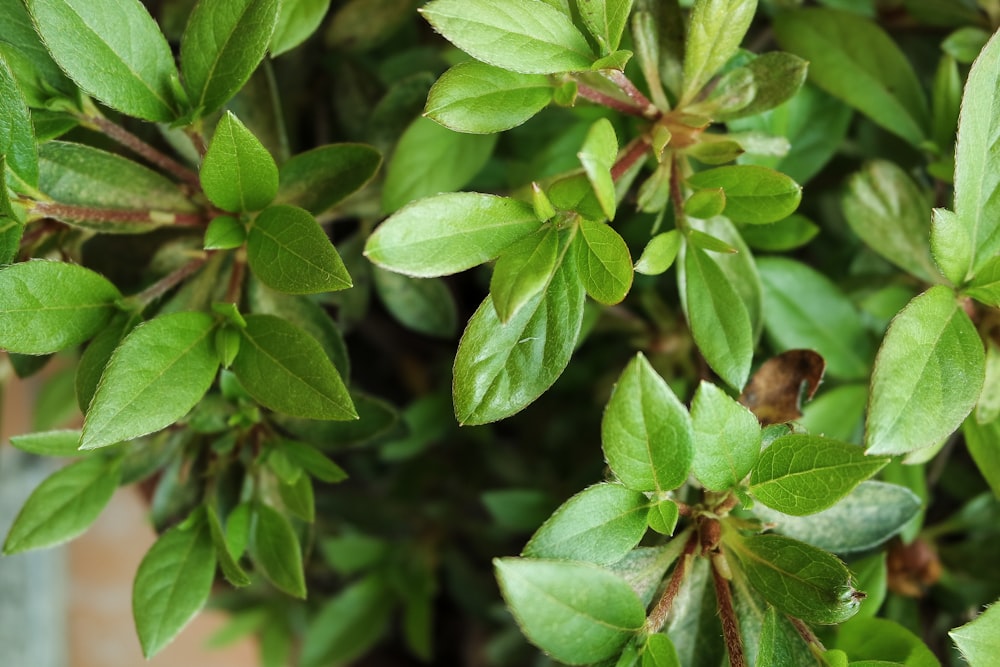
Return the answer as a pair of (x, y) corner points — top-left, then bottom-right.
(576, 82), (650, 118)
(612, 136), (652, 181)
(712, 560), (747, 667)
(646, 531), (699, 633)
(132, 255), (208, 307)
(225, 255), (247, 305)
(605, 70), (660, 119)
(669, 155), (687, 230)
(789, 616), (825, 652)
(33, 202), (204, 227)
(85, 115), (201, 187)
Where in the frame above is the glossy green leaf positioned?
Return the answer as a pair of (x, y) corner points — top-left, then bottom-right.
(0, 260), (121, 355)
(729, 533), (862, 624)
(205, 504), (251, 587)
(691, 381), (760, 491)
(0, 0), (78, 108)
(249, 502), (306, 598)
(420, 0), (595, 75)
(951, 599), (1000, 666)
(681, 0), (759, 102)
(26, 0), (180, 121)
(693, 215), (764, 340)
(647, 499), (679, 536)
(204, 215), (246, 250)
(180, 0), (279, 116)
(232, 314), (356, 420)
(495, 557), (645, 665)
(842, 161), (939, 282)
(686, 166), (801, 224)
(0, 54), (37, 188)
(201, 112), (279, 212)
(270, 0), (330, 56)
(866, 286), (985, 455)
(837, 616), (940, 667)
(367, 193), (540, 278)
(454, 257), (584, 424)
(3, 456), (121, 554)
(575, 219), (633, 304)
(740, 214), (819, 252)
(753, 481), (920, 554)
(750, 434), (889, 515)
(774, 8), (929, 145)
(425, 61), (553, 134)
(300, 576), (393, 667)
(963, 416), (1000, 499)
(578, 118), (618, 220)
(580, 0), (634, 54)
(634, 230), (681, 275)
(9, 429), (84, 457)
(491, 226), (560, 322)
(275, 143), (380, 215)
(372, 267), (458, 338)
(81, 312), (219, 450)
(75, 314), (137, 413)
(133, 512), (216, 658)
(381, 116), (496, 213)
(681, 244), (753, 390)
(247, 205), (351, 294)
(602, 353), (693, 492)
(686, 189), (726, 219)
(523, 483), (649, 564)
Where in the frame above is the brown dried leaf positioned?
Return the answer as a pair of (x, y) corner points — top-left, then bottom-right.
(739, 349), (825, 425)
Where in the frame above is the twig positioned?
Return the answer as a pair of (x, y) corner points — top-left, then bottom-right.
(605, 69), (661, 119)
(612, 136), (652, 181)
(646, 531), (699, 633)
(82, 114), (201, 187)
(712, 559), (747, 667)
(32, 202), (204, 227)
(131, 255), (209, 307)
(576, 82), (650, 118)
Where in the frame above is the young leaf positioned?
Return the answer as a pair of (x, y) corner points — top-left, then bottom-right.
(729, 533), (862, 625)
(366, 192), (541, 278)
(425, 61), (554, 134)
(680, 244), (753, 390)
(950, 599), (1000, 666)
(579, 0), (634, 54)
(691, 381), (761, 491)
(201, 111), (279, 212)
(420, 0), (595, 75)
(133, 512), (217, 658)
(966, 257), (1000, 307)
(523, 483), (649, 565)
(681, 0), (759, 103)
(866, 286), (985, 455)
(26, 0), (181, 121)
(232, 314), (356, 420)
(247, 205), (351, 294)
(10, 429), (85, 457)
(491, 226), (561, 323)
(749, 434), (889, 516)
(204, 216), (246, 250)
(494, 557), (645, 665)
(686, 166), (801, 224)
(250, 502), (306, 598)
(381, 116), (496, 213)
(275, 143), (381, 215)
(601, 353), (694, 492)
(279, 439), (348, 484)
(3, 456), (121, 554)
(578, 118), (619, 220)
(634, 230), (682, 275)
(574, 219), (633, 305)
(300, 576), (393, 667)
(453, 257), (584, 424)
(726, 52), (809, 120)
(81, 312), (220, 450)
(180, 0), (280, 116)
(643, 633), (681, 667)
(205, 504), (251, 587)
(647, 500), (679, 537)
(773, 8), (929, 146)
(270, 0), (331, 56)
(740, 215), (819, 252)
(372, 268), (458, 339)
(0, 54), (38, 188)
(0, 260), (121, 355)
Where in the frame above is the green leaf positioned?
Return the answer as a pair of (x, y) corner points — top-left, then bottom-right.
(275, 143), (381, 215)
(753, 480), (919, 554)
(837, 616), (940, 667)
(10, 429), (84, 457)
(966, 257), (1000, 307)
(643, 633), (681, 667)
(866, 286), (986, 455)
(491, 226), (561, 322)
(647, 499), (679, 536)
(0, 260), (121, 355)
(963, 416), (1000, 499)
(842, 161), (939, 282)
(757, 257), (873, 380)
(204, 216), (246, 250)
(773, 8), (929, 146)
(579, 0), (634, 54)
(575, 219), (633, 304)
(3, 456), (121, 554)
(691, 381), (760, 491)
(694, 214), (764, 341)
(76, 314), (137, 412)
(381, 116), (497, 213)
(680, 244), (753, 390)
(495, 557), (645, 665)
(523, 483), (649, 564)
(278, 474), (314, 523)
(634, 230), (682, 275)
(270, 0), (331, 56)
(943, 27), (991, 64)
(247, 205), (351, 294)
(601, 353), (694, 492)
(976, 340), (1000, 424)
(682, 0), (758, 102)
(740, 214), (819, 252)
(727, 52), (809, 120)
(232, 314), (355, 420)
(278, 439), (347, 484)
(133, 512), (216, 658)
(750, 434), (889, 516)
(686, 189), (726, 219)
(753, 605), (814, 667)
(249, 502), (306, 598)
(300, 576), (393, 667)
(205, 504), (251, 587)
(0, 0), (78, 108)
(686, 166), (801, 225)
(951, 599), (1000, 666)
(0, 175), (23, 264)
(366, 192), (541, 278)
(578, 118), (618, 220)
(729, 533), (862, 625)
(201, 111), (279, 212)
(800, 384), (868, 444)
(81, 312), (219, 450)
(453, 256), (584, 424)
(425, 61), (553, 134)
(26, 0), (180, 121)
(180, 0), (279, 116)
(945, 28), (1000, 283)
(372, 267), (458, 338)
(0, 54), (37, 188)
(420, 0), (595, 75)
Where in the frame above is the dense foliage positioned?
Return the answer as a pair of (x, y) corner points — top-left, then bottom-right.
(2, 0), (1000, 665)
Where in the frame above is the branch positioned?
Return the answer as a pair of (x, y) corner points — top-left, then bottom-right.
(605, 70), (661, 120)
(612, 136), (652, 182)
(81, 114), (201, 187)
(646, 531), (699, 634)
(712, 558), (747, 667)
(130, 255), (209, 308)
(32, 202), (204, 227)
(576, 82), (650, 118)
